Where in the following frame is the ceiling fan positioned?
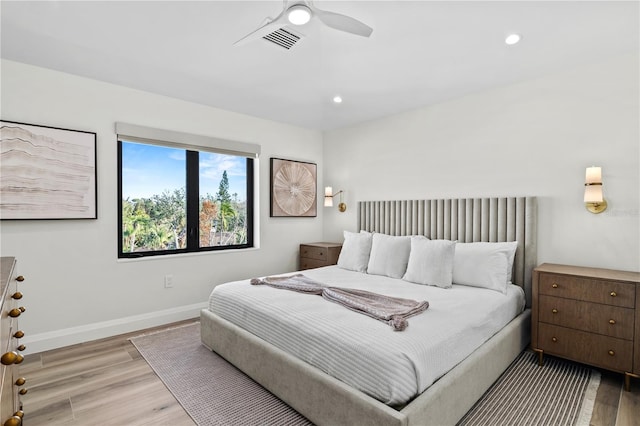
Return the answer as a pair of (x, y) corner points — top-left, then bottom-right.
(234, 0), (373, 46)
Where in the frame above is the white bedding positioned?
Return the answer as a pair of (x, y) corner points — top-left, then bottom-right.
(208, 265), (525, 406)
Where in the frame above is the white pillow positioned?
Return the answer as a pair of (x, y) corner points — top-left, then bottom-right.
(403, 237), (456, 288)
(366, 233), (411, 279)
(503, 242), (518, 282)
(453, 241), (518, 294)
(337, 231), (373, 273)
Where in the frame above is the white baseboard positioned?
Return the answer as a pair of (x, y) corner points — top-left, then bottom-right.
(21, 302), (207, 355)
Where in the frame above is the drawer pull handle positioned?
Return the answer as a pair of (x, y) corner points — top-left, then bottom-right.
(320, 252), (324, 256)
(1, 351), (19, 365)
(13, 331), (24, 339)
(14, 354), (24, 364)
(552, 283), (558, 288)
(11, 292), (23, 300)
(17, 344), (26, 352)
(16, 275), (25, 282)
(609, 319), (616, 325)
(8, 306), (26, 318)
(552, 309), (558, 314)
(608, 350), (615, 356)
(552, 337), (558, 342)
(610, 291), (617, 297)
(18, 388), (27, 395)
(3, 415), (22, 426)
(14, 378), (26, 386)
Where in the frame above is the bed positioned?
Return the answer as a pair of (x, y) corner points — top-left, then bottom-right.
(201, 197), (537, 425)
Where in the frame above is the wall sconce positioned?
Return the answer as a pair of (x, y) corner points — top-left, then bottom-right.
(584, 166), (607, 214)
(324, 187), (346, 212)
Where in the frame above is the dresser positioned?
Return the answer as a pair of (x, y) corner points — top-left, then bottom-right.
(1, 257), (26, 426)
(299, 243), (342, 270)
(531, 263), (640, 391)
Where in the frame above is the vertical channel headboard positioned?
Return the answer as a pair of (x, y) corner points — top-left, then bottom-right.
(357, 197), (537, 307)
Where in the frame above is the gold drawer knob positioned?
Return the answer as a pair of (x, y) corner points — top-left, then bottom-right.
(552, 283), (558, 288)
(1, 351), (19, 365)
(18, 388), (27, 395)
(17, 344), (26, 352)
(14, 377), (25, 386)
(552, 337), (558, 342)
(16, 275), (25, 282)
(11, 292), (23, 300)
(8, 307), (26, 317)
(3, 415), (22, 426)
(13, 331), (24, 339)
(13, 412), (23, 420)
(14, 354), (24, 364)
(552, 309), (558, 314)
(608, 350), (615, 356)
(610, 291), (617, 297)
(609, 319), (616, 325)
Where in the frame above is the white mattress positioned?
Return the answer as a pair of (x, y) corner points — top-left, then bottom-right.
(208, 266), (525, 406)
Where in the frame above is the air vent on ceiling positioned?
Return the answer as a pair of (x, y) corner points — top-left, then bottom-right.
(262, 28), (301, 50)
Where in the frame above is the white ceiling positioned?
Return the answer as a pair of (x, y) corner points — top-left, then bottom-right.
(1, 1), (638, 131)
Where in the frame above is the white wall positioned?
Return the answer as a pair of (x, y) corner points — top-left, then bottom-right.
(323, 53), (639, 273)
(1, 60), (325, 352)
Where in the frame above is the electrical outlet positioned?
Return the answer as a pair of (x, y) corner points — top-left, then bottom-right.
(164, 274), (174, 288)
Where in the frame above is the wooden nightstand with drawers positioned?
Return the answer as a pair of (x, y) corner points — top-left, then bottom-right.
(299, 243), (342, 270)
(531, 263), (640, 391)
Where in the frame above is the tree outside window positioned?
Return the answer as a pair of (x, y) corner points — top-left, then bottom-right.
(118, 140), (253, 258)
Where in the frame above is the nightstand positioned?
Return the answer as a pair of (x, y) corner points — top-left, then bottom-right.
(531, 263), (640, 391)
(299, 243), (342, 270)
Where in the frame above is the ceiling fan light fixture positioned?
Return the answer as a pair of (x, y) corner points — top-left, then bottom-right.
(288, 5), (312, 25)
(234, 2), (372, 46)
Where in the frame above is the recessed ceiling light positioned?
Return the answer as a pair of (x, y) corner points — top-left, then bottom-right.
(333, 95), (343, 104)
(505, 34), (522, 45)
(288, 5), (312, 25)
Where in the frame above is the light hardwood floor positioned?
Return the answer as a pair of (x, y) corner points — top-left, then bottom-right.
(16, 320), (640, 426)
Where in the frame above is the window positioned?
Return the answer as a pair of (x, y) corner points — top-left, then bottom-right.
(116, 123), (258, 258)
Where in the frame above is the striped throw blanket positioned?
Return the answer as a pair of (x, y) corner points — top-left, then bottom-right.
(250, 274), (429, 331)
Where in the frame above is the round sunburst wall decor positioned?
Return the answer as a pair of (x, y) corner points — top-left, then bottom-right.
(270, 158), (317, 217)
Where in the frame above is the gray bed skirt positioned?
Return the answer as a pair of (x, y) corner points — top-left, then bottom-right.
(200, 308), (531, 426)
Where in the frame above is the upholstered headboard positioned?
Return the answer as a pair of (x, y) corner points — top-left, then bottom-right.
(357, 197), (537, 307)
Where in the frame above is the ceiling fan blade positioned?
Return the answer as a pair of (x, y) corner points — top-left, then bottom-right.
(234, 11), (288, 46)
(312, 7), (373, 37)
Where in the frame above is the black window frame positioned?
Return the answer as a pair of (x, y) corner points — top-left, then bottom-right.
(117, 140), (254, 258)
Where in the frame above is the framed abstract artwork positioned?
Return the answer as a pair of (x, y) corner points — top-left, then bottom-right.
(270, 158), (317, 217)
(0, 120), (97, 219)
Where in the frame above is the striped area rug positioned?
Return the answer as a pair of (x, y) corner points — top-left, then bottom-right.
(457, 350), (600, 426)
(130, 322), (311, 426)
(132, 322), (599, 426)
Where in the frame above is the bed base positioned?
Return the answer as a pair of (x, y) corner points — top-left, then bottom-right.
(201, 308), (531, 426)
